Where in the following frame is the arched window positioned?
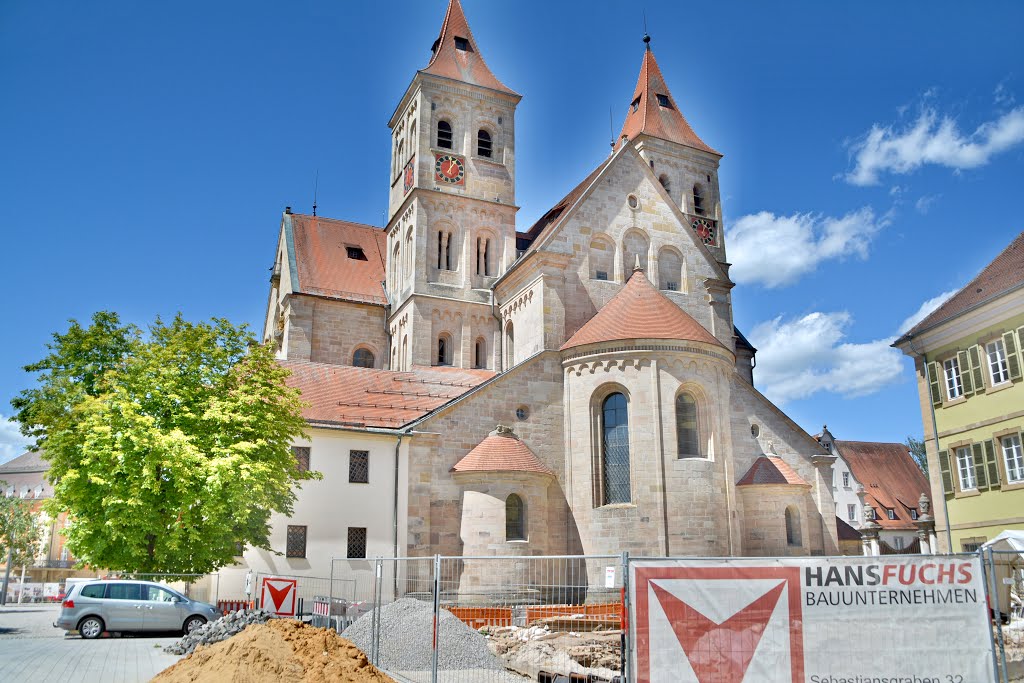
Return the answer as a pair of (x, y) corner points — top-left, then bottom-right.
(391, 242), (401, 292)
(505, 321), (515, 368)
(437, 120), (453, 149)
(658, 247), (682, 292)
(437, 230), (455, 270)
(785, 507), (801, 547)
(692, 184), (705, 216)
(391, 347), (397, 370)
(589, 236), (614, 281)
(676, 393), (700, 458)
(505, 494), (525, 540)
(436, 334), (452, 366)
(474, 337), (486, 369)
(601, 392), (631, 505)
(658, 174), (670, 192)
(476, 236), (493, 276)
(353, 348), (375, 368)
(622, 229), (649, 278)
(402, 335), (409, 371)
(477, 129), (492, 158)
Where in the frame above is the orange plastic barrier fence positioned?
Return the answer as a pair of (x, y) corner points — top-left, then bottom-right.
(445, 606), (513, 629)
(525, 602), (620, 624)
(218, 599), (255, 614)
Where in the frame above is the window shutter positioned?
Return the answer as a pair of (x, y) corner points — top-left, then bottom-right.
(938, 449), (953, 495)
(928, 362), (942, 405)
(972, 443), (988, 490)
(957, 350), (974, 395)
(1005, 330), (1022, 381)
(968, 346), (985, 393)
(984, 439), (1000, 489)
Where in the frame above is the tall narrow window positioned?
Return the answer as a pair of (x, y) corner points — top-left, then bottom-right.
(484, 238), (491, 275)
(437, 231), (454, 270)
(352, 348), (375, 368)
(505, 322), (515, 368)
(349, 450), (369, 483)
(987, 340), (1010, 385)
(505, 494), (525, 540)
(658, 174), (670, 192)
(956, 446), (976, 490)
(476, 237), (493, 276)
(692, 184), (705, 216)
(292, 446), (310, 473)
(601, 392), (631, 505)
(402, 336), (408, 371)
(477, 129), (492, 158)
(437, 120), (452, 149)
(474, 338), (486, 369)
(286, 525), (307, 558)
(676, 393), (700, 458)
(347, 527), (367, 559)
(1002, 434), (1024, 483)
(437, 336), (450, 366)
(944, 357), (963, 399)
(847, 504), (856, 521)
(785, 507), (801, 546)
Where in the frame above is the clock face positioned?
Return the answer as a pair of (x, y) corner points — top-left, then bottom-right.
(692, 218), (717, 247)
(403, 157), (415, 195)
(434, 153), (466, 186)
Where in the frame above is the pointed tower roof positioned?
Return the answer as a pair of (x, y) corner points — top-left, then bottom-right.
(421, 0), (518, 96)
(561, 268), (727, 351)
(451, 426), (553, 475)
(618, 40), (718, 155)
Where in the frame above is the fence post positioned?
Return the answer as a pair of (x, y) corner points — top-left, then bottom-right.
(431, 554), (441, 683)
(621, 551), (630, 683)
(329, 558), (335, 631)
(371, 558), (382, 667)
(978, 549), (1003, 682)
(988, 547), (1010, 683)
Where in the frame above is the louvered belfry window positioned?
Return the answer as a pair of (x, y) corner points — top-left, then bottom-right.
(437, 120), (453, 149)
(601, 393), (631, 505)
(477, 129), (492, 158)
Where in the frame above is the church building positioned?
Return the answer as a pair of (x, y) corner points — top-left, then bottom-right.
(229, 0), (839, 593)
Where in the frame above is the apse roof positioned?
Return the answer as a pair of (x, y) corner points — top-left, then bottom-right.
(736, 454), (809, 487)
(560, 268), (727, 351)
(451, 427), (553, 475)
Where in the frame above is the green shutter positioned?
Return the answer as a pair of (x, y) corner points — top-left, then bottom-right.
(984, 439), (1000, 489)
(928, 361), (942, 405)
(957, 350), (974, 395)
(938, 449), (953, 495)
(969, 345), (985, 393)
(1005, 331), (1022, 381)
(972, 443), (988, 490)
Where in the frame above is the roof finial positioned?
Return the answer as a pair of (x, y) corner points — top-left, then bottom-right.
(642, 11), (650, 50)
(633, 254), (643, 272)
(312, 169), (319, 217)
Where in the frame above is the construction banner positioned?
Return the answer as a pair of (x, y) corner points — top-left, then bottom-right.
(628, 556), (993, 683)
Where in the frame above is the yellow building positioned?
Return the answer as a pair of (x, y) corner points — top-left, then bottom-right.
(894, 232), (1024, 552)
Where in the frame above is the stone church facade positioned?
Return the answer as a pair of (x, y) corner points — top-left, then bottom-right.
(231, 0), (838, 592)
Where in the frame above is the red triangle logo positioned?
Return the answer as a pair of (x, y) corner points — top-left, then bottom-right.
(651, 580), (786, 683)
(266, 581), (292, 611)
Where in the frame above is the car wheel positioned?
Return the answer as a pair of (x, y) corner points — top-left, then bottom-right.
(182, 615), (207, 635)
(78, 616), (104, 640)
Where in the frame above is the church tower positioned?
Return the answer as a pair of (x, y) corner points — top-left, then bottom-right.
(619, 37), (726, 265)
(384, 0), (521, 371)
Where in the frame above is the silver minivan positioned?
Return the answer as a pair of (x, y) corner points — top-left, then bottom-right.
(54, 579), (221, 639)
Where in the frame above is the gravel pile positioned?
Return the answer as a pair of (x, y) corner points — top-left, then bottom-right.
(164, 608), (275, 655)
(342, 597), (503, 672)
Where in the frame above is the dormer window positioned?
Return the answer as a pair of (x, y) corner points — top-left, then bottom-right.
(656, 93), (673, 108)
(454, 37), (470, 51)
(437, 120), (453, 149)
(630, 96), (641, 113)
(477, 129), (492, 158)
(346, 246), (367, 260)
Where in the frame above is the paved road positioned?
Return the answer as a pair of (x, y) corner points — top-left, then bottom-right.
(0, 604), (183, 682)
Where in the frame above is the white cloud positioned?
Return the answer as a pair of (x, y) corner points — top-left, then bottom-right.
(748, 313), (904, 405)
(914, 194), (940, 214)
(845, 106), (1024, 185)
(726, 207), (887, 288)
(897, 289), (958, 334)
(0, 415), (33, 465)
(994, 81), (1015, 107)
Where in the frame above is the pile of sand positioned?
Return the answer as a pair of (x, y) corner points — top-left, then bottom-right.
(152, 619), (395, 683)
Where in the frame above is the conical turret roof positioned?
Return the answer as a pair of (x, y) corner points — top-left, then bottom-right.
(561, 268), (727, 351)
(451, 426), (553, 475)
(619, 43), (718, 155)
(421, 0), (518, 96)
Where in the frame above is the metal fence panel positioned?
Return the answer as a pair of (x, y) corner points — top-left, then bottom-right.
(252, 571), (353, 619)
(984, 548), (1023, 683)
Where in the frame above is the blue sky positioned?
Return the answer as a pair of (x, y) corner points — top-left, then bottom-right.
(2, 0), (1023, 461)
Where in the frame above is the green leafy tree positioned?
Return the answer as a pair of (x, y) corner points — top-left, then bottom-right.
(907, 436), (929, 476)
(0, 486), (43, 567)
(12, 312), (315, 574)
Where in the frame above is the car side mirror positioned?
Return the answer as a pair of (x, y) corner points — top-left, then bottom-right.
(172, 596), (182, 603)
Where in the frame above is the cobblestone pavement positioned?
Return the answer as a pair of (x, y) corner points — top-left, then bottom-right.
(0, 603), (183, 682)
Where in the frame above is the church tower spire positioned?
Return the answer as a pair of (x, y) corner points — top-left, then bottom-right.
(421, 0), (518, 96)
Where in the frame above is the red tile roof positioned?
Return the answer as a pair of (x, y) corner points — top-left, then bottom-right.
(898, 231), (1024, 341)
(836, 440), (929, 530)
(736, 455), (810, 487)
(281, 360), (495, 429)
(288, 213), (388, 305)
(451, 427), (553, 475)
(561, 269), (727, 351)
(421, 0), (518, 96)
(618, 46), (718, 155)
